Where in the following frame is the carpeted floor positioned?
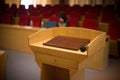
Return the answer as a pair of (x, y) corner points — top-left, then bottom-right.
(1, 48), (120, 80)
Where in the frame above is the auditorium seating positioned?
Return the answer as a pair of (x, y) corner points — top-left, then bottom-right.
(30, 15), (42, 27)
(19, 5), (26, 9)
(10, 4), (17, 10)
(48, 16), (59, 23)
(41, 11), (52, 19)
(9, 4), (17, 16)
(0, 4), (9, 14)
(68, 17), (79, 27)
(18, 15), (30, 26)
(1, 14), (13, 24)
(36, 5), (43, 13)
(0, 4), (119, 31)
(18, 8), (27, 17)
(45, 4), (52, 9)
(68, 12), (81, 20)
(36, 4), (42, 10)
(28, 5), (35, 11)
(29, 9), (39, 16)
(84, 13), (98, 20)
(72, 4), (80, 9)
(52, 10), (61, 17)
(107, 20), (120, 40)
(101, 5), (117, 23)
(82, 18), (98, 30)
(18, 5), (26, 14)
(101, 11), (116, 23)
(107, 20), (120, 57)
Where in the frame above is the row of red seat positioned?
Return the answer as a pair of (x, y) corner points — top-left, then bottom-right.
(0, 4), (118, 20)
(0, 4), (119, 40)
(0, 4), (118, 25)
(0, 4), (119, 21)
(1, 13), (120, 40)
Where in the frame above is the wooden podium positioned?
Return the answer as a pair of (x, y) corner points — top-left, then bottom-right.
(28, 27), (109, 80)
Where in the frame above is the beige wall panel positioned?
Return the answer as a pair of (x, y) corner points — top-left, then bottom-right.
(53, 0), (59, 5)
(5, 0), (20, 7)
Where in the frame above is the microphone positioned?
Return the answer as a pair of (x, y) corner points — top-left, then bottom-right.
(80, 45), (87, 52)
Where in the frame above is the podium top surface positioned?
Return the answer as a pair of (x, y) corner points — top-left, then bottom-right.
(43, 36), (90, 50)
(29, 27), (106, 58)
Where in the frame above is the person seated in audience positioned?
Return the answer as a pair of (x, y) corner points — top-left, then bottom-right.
(58, 12), (69, 27)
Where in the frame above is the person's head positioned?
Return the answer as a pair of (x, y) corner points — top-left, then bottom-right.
(59, 12), (67, 23)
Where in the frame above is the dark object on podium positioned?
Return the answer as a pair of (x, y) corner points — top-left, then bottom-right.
(80, 46), (87, 52)
(43, 36), (90, 51)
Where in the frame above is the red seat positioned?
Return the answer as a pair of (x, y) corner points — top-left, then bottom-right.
(69, 12), (81, 20)
(84, 12), (98, 20)
(107, 21), (120, 40)
(1, 14), (12, 24)
(44, 5), (52, 10)
(28, 5), (35, 11)
(19, 5), (25, 9)
(53, 11), (61, 17)
(19, 15), (30, 26)
(101, 12), (116, 23)
(5, 6), (17, 17)
(49, 16), (59, 23)
(11, 4), (17, 8)
(18, 5), (27, 15)
(29, 10), (39, 16)
(82, 19), (98, 30)
(42, 11), (52, 19)
(36, 5), (43, 11)
(68, 17), (78, 27)
(30, 15), (41, 27)
(72, 5), (80, 9)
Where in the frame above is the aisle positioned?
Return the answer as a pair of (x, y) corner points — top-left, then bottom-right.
(1, 48), (120, 80)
